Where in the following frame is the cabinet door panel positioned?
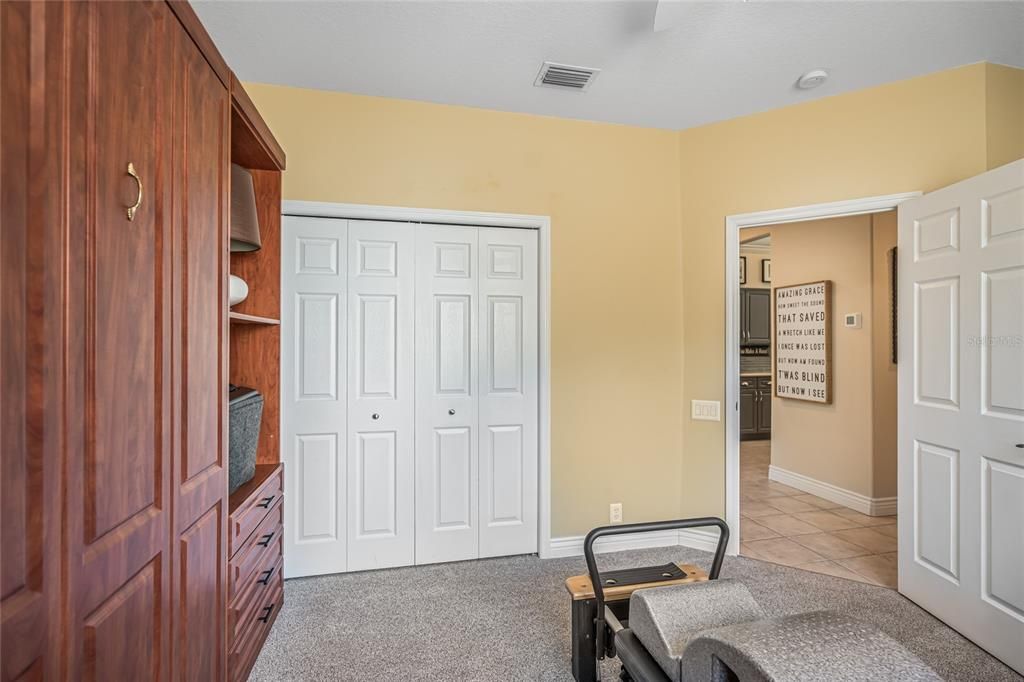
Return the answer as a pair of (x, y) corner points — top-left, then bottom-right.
(746, 289), (772, 345)
(1, 3), (64, 679)
(170, 17), (229, 682)
(64, 2), (173, 678)
(739, 388), (757, 435)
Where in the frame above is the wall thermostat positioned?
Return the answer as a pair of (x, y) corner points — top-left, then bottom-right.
(844, 313), (862, 329)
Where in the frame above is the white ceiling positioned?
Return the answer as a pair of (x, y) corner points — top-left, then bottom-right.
(193, 0), (1024, 131)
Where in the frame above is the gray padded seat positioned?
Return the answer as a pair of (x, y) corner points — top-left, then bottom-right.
(628, 580), (766, 681)
(680, 610), (942, 682)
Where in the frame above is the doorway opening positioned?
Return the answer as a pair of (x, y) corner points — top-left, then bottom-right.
(738, 215), (898, 586)
(726, 195), (917, 589)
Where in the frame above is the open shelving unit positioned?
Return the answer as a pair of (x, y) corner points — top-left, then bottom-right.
(225, 75), (286, 682)
(228, 74), (286, 492)
(229, 311), (280, 326)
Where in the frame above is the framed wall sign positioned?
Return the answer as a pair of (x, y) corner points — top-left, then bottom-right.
(761, 259), (772, 283)
(739, 256), (747, 285)
(774, 280), (832, 403)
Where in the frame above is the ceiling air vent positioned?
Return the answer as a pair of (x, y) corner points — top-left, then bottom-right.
(534, 61), (600, 92)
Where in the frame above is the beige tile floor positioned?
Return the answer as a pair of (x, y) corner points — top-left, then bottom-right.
(739, 440), (898, 588)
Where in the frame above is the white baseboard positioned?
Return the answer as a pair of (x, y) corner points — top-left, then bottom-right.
(546, 527), (724, 559)
(677, 528), (722, 552)
(768, 465), (897, 516)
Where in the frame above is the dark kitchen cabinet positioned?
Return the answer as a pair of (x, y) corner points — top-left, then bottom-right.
(740, 376), (773, 440)
(741, 288), (772, 346)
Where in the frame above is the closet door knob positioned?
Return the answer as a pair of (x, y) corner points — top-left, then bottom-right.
(371, 413), (380, 420)
(125, 162), (143, 221)
(448, 409), (456, 415)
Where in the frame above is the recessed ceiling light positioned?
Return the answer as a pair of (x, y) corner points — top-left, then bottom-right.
(796, 69), (829, 90)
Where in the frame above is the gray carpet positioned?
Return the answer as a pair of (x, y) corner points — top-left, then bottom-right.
(251, 547), (1021, 681)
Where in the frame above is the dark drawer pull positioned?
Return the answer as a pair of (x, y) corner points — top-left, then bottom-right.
(256, 495), (276, 509)
(256, 604), (274, 624)
(256, 532), (275, 547)
(257, 569), (274, 586)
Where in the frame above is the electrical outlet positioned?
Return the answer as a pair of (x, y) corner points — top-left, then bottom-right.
(609, 503), (623, 524)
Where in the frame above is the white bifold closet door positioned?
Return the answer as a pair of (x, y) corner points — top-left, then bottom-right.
(281, 216), (348, 578)
(414, 226), (481, 563)
(346, 221), (416, 571)
(476, 228), (539, 559)
(282, 216), (537, 578)
(413, 227), (540, 564)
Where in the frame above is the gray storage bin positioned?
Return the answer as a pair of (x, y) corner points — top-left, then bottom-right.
(228, 385), (263, 494)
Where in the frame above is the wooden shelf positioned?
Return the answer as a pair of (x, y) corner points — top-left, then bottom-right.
(229, 462), (282, 515)
(229, 311), (280, 326)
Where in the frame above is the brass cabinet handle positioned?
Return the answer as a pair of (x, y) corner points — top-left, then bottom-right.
(126, 162), (143, 221)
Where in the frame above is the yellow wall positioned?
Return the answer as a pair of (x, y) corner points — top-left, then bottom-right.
(246, 61), (1021, 538)
(677, 63), (994, 517)
(985, 63), (1024, 169)
(244, 83), (684, 537)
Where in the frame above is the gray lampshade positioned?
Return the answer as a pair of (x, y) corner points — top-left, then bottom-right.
(231, 163), (262, 252)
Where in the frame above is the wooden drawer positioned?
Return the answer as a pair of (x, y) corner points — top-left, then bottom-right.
(229, 566), (283, 682)
(229, 464), (283, 557)
(229, 500), (283, 600)
(230, 548), (283, 643)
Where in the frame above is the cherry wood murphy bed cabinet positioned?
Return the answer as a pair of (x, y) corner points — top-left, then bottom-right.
(1, 2), (286, 680)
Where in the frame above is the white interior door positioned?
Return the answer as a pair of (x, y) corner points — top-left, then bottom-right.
(281, 215), (348, 578)
(414, 226), (480, 564)
(347, 220), (416, 571)
(898, 159), (1024, 674)
(478, 228), (539, 557)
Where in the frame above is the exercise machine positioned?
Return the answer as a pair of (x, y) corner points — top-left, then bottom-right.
(565, 518), (940, 682)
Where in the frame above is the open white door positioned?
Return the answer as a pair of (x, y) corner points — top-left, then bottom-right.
(898, 159), (1024, 674)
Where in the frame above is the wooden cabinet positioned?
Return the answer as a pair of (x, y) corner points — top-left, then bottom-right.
(741, 288), (772, 346)
(1, 3), (65, 679)
(740, 376), (773, 441)
(169, 12), (231, 682)
(227, 465), (285, 682)
(1, 3), (284, 680)
(62, 3), (177, 678)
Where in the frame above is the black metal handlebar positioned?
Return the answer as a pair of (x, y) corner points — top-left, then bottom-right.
(582, 517), (730, 668)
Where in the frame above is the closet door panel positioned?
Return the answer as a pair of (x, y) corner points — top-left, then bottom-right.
(169, 16), (229, 682)
(478, 229), (539, 558)
(64, 1), (173, 677)
(415, 227), (480, 564)
(347, 221), (415, 571)
(281, 216), (349, 578)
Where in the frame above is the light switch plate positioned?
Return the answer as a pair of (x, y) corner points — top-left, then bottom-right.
(691, 400), (721, 421)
